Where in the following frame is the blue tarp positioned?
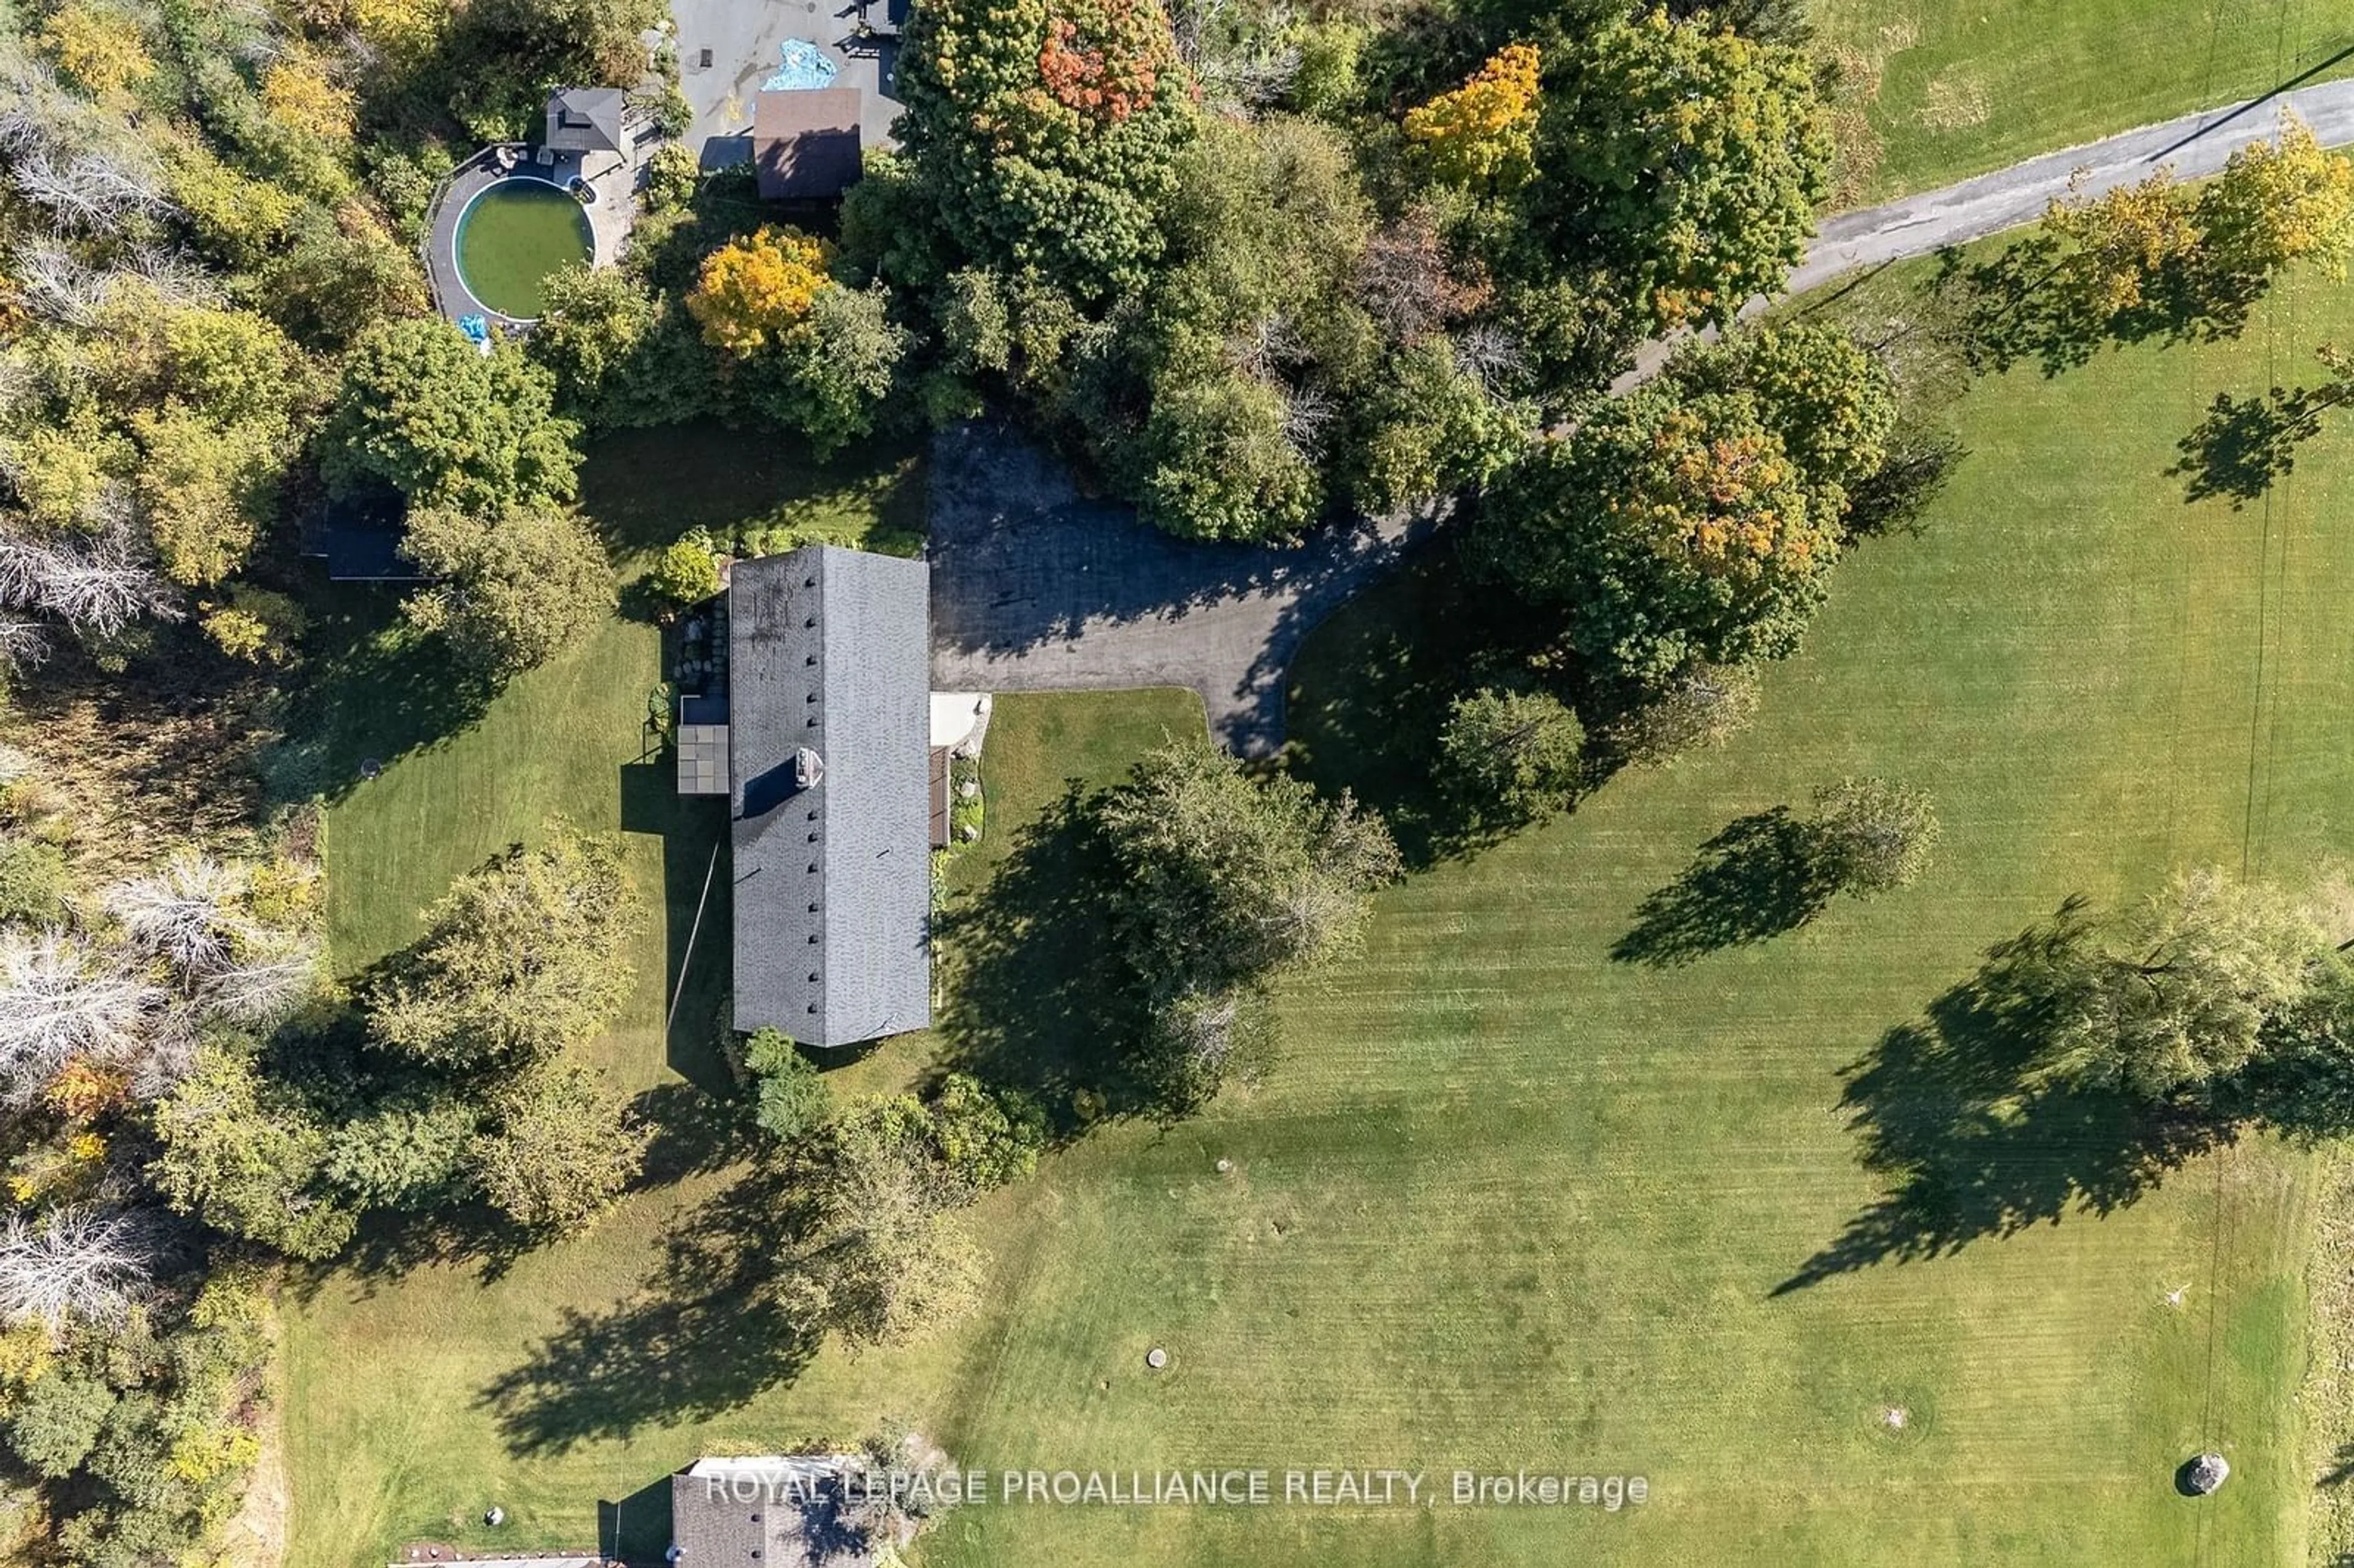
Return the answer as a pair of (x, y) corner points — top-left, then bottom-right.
(457, 314), (491, 342)
(761, 38), (839, 92)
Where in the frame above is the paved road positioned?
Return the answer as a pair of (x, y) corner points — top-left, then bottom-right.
(928, 427), (1437, 757)
(1620, 77), (2354, 388)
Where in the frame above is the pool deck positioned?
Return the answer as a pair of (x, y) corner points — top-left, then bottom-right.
(424, 143), (643, 330)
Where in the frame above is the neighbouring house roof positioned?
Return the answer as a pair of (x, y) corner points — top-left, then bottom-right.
(753, 88), (864, 200)
(672, 1456), (877, 1568)
(729, 547), (931, 1048)
(545, 86), (626, 153)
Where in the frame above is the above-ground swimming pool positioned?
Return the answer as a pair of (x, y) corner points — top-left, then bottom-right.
(454, 178), (593, 320)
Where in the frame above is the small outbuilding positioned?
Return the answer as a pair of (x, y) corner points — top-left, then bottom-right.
(544, 86), (627, 154)
(754, 87), (864, 199)
(308, 484), (422, 584)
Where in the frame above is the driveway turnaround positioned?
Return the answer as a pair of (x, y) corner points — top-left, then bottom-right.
(927, 425), (1435, 758)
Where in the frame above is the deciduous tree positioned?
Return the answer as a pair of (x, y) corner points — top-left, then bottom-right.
(1442, 683), (1586, 825)
(1404, 43), (1540, 190)
(323, 321), (581, 512)
(1533, 9), (1830, 330)
(2195, 116), (2354, 281)
(469, 1058), (645, 1232)
(775, 1100), (984, 1349)
(1096, 739), (1400, 994)
(687, 227), (834, 355)
(1478, 387), (1842, 682)
(897, 0), (1196, 302)
(2052, 869), (2323, 1100)
(398, 502), (614, 679)
(1808, 775), (1938, 896)
(147, 1046), (356, 1260)
(367, 825), (637, 1068)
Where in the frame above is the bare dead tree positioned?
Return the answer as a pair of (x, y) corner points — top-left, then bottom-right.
(200, 930), (324, 1025)
(1358, 209), (1490, 343)
(0, 519), (182, 637)
(1228, 313), (1305, 379)
(108, 854), (249, 976)
(0, 1206), (157, 1329)
(0, 619), (51, 673)
(9, 145), (169, 233)
(1281, 383), (1336, 454)
(127, 1002), (200, 1102)
(1453, 322), (1527, 396)
(0, 929), (166, 1105)
(125, 245), (224, 308)
(10, 238), (115, 326)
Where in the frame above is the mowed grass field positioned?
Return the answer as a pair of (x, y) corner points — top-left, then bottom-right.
(1813, 0), (2354, 200)
(284, 260), (2354, 1566)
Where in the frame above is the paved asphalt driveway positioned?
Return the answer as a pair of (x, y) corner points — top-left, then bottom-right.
(927, 426), (1436, 758)
(671, 0), (902, 162)
(924, 80), (2354, 754)
(1619, 76), (2354, 387)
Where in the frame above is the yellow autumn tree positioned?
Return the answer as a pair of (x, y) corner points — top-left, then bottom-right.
(2196, 116), (2354, 279)
(262, 51), (357, 140)
(1403, 42), (1541, 190)
(687, 227), (836, 356)
(2043, 169), (2199, 316)
(38, 2), (154, 98)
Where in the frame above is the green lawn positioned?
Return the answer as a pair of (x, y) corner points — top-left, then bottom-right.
(1815, 0), (2354, 200)
(284, 259), (2354, 1566)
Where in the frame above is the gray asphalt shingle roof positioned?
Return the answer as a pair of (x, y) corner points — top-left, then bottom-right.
(544, 86), (626, 152)
(729, 547), (931, 1048)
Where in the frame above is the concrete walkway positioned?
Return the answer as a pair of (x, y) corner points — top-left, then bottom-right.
(1620, 77), (2354, 387)
(927, 426), (1437, 757)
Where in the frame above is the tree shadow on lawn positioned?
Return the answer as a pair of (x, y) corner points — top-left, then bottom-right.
(1610, 807), (1834, 967)
(619, 763), (736, 1094)
(1945, 236), (2266, 380)
(265, 588), (499, 805)
(578, 422), (928, 573)
(1775, 904), (2224, 1295)
(931, 788), (1159, 1132)
(1280, 536), (1574, 869)
(481, 1159), (822, 1455)
(2168, 380), (2353, 509)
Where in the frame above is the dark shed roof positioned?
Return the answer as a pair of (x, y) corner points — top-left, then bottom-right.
(754, 88), (864, 199)
(308, 485), (423, 583)
(729, 547), (931, 1048)
(545, 86), (626, 153)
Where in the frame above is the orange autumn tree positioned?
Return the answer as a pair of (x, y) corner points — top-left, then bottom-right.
(1403, 42), (1541, 190)
(687, 227), (836, 356)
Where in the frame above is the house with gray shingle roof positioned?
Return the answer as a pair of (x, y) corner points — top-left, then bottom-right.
(722, 547), (932, 1048)
(669, 1456), (883, 1567)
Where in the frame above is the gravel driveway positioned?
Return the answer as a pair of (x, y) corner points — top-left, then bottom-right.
(928, 425), (1436, 758)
